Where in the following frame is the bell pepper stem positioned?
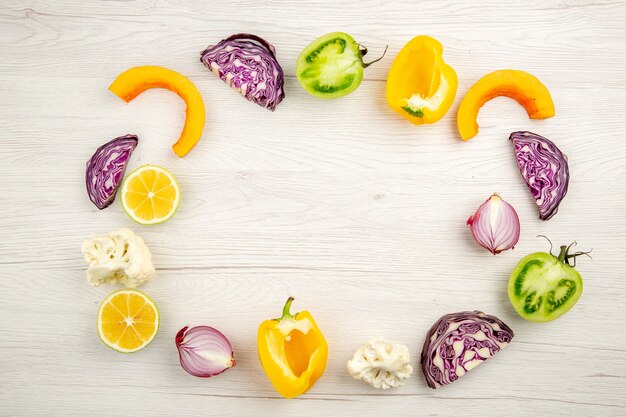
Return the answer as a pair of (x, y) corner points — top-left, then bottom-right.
(282, 297), (294, 317)
(274, 297), (296, 321)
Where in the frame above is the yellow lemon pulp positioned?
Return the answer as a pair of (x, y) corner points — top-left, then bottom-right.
(121, 165), (179, 225)
(98, 290), (159, 353)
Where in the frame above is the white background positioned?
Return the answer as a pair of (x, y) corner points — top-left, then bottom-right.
(1, 0), (625, 416)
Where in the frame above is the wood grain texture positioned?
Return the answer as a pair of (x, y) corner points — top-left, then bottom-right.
(1, 0), (626, 415)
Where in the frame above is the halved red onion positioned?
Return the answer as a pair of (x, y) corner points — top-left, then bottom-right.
(510, 131), (569, 221)
(467, 194), (520, 255)
(175, 325), (236, 378)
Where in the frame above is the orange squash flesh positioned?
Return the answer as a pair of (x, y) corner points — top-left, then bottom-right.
(109, 66), (206, 157)
(457, 69), (554, 140)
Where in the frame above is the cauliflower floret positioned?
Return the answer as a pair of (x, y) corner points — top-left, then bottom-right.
(82, 228), (155, 288)
(347, 338), (413, 389)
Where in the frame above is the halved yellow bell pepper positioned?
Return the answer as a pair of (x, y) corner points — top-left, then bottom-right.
(386, 35), (458, 125)
(109, 66), (206, 157)
(257, 297), (328, 399)
(457, 69), (555, 140)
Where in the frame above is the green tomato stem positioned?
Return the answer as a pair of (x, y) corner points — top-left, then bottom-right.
(557, 245), (569, 264)
(556, 241), (592, 267)
(362, 45), (388, 68)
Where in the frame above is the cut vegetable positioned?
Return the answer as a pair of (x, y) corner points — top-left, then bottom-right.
(85, 134), (138, 209)
(510, 131), (569, 221)
(467, 193), (520, 255)
(257, 297), (328, 398)
(109, 66), (205, 157)
(97, 289), (159, 353)
(347, 338), (413, 389)
(457, 70), (554, 140)
(386, 35), (458, 125)
(421, 311), (514, 389)
(120, 165), (180, 225)
(200, 34), (285, 111)
(509, 239), (587, 322)
(296, 32), (385, 99)
(176, 325), (236, 378)
(82, 228), (155, 288)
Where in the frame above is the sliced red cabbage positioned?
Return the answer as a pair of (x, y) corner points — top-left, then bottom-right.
(510, 131), (569, 220)
(85, 134), (138, 209)
(200, 33), (285, 111)
(421, 311), (514, 389)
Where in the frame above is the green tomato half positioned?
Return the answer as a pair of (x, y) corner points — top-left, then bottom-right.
(508, 251), (583, 323)
(296, 32), (364, 99)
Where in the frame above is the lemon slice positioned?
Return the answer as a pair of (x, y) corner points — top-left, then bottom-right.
(120, 165), (180, 225)
(97, 289), (160, 353)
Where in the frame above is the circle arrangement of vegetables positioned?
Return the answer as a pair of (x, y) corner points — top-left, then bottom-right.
(82, 32), (590, 396)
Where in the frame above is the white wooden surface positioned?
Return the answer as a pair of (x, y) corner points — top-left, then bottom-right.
(1, 0), (626, 415)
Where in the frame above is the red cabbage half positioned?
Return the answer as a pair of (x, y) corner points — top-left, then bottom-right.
(200, 34), (285, 111)
(85, 134), (138, 209)
(510, 131), (569, 221)
(421, 311), (514, 389)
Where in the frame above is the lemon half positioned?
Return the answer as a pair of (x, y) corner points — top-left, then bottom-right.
(120, 165), (180, 225)
(97, 289), (160, 353)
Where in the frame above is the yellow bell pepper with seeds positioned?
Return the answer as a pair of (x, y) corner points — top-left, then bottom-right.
(386, 35), (458, 125)
(257, 297), (328, 398)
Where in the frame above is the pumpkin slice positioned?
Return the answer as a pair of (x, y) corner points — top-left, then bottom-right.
(109, 66), (205, 157)
(457, 69), (554, 140)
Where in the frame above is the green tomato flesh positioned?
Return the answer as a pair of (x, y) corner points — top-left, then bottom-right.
(296, 32), (364, 99)
(508, 252), (583, 322)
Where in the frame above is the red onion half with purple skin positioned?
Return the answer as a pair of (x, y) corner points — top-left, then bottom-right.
(175, 325), (236, 378)
(467, 194), (520, 255)
(421, 311), (514, 389)
(85, 134), (138, 209)
(200, 34), (285, 111)
(510, 131), (569, 221)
